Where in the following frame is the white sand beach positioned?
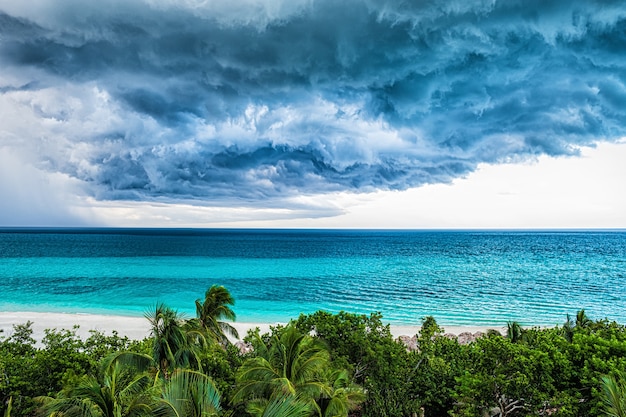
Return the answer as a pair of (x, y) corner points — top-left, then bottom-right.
(0, 311), (501, 343)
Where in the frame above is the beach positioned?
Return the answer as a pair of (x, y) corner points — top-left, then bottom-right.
(0, 311), (500, 343)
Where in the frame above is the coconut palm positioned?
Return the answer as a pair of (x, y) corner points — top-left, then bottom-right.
(506, 321), (524, 343)
(231, 325), (331, 413)
(576, 309), (592, 329)
(146, 303), (205, 379)
(192, 285), (239, 344)
(317, 369), (365, 417)
(159, 369), (221, 417)
(39, 352), (225, 417)
(38, 352), (158, 417)
(602, 370), (626, 417)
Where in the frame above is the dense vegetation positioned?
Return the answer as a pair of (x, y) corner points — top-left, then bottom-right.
(1, 286), (626, 417)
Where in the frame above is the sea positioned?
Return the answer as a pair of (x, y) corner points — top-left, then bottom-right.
(0, 228), (625, 328)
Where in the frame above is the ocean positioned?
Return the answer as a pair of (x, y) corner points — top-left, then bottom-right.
(0, 228), (625, 327)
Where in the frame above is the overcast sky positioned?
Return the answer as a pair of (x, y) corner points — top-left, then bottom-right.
(1, 0), (625, 228)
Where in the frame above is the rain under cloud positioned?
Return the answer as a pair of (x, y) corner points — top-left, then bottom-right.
(1, 0), (625, 210)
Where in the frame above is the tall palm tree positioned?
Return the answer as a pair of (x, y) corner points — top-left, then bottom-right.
(146, 303), (204, 379)
(602, 371), (626, 417)
(38, 352), (158, 417)
(231, 325), (331, 413)
(193, 285), (239, 344)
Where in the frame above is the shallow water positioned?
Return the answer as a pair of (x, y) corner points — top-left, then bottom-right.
(1, 228), (624, 327)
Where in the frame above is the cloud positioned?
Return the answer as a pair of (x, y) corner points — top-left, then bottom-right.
(1, 0), (625, 209)
(0, 148), (93, 226)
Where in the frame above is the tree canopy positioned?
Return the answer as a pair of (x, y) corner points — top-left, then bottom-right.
(1, 291), (625, 417)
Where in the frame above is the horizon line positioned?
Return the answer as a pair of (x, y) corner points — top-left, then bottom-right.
(1, 226), (625, 232)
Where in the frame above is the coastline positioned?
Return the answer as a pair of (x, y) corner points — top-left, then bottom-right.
(0, 311), (502, 342)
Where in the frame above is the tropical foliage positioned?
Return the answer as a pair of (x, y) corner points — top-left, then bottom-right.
(2, 288), (626, 417)
(602, 370), (626, 417)
(37, 352), (157, 417)
(294, 311), (416, 417)
(145, 304), (204, 379)
(160, 369), (222, 417)
(190, 285), (239, 345)
(232, 324), (364, 417)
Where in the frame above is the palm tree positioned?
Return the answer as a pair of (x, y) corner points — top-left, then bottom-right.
(317, 369), (365, 417)
(38, 352), (158, 417)
(506, 321), (524, 343)
(192, 285), (239, 344)
(602, 370), (626, 417)
(159, 369), (221, 417)
(39, 352), (225, 417)
(562, 314), (575, 342)
(146, 303), (205, 379)
(231, 325), (331, 414)
(576, 309), (592, 329)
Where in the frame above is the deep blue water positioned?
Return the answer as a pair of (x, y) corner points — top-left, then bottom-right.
(0, 228), (625, 327)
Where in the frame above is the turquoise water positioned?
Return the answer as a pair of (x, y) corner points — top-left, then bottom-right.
(0, 229), (625, 327)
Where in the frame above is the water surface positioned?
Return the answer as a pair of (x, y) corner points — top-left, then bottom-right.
(1, 228), (624, 327)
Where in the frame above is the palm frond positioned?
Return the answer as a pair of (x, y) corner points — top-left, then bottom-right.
(258, 394), (313, 417)
(101, 351), (154, 376)
(194, 285), (238, 344)
(233, 324), (335, 413)
(602, 372), (626, 417)
(161, 369), (222, 417)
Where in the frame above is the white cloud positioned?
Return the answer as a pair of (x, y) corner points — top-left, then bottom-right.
(314, 141), (626, 229)
(82, 141), (626, 229)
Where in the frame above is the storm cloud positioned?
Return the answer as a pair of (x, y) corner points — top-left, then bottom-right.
(1, 0), (625, 205)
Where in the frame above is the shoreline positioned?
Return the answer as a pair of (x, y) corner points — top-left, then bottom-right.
(0, 311), (505, 342)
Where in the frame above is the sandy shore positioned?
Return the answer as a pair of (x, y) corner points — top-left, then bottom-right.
(0, 311), (501, 343)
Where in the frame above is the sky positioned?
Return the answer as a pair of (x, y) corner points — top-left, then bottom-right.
(0, 0), (625, 228)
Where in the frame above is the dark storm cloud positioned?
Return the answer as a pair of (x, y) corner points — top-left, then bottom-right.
(1, 0), (625, 204)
